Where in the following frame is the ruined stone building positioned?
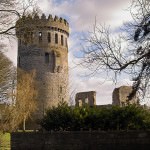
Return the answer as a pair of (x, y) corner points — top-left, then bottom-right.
(112, 86), (138, 106)
(16, 14), (69, 125)
(75, 91), (96, 107)
(75, 86), (138, 108)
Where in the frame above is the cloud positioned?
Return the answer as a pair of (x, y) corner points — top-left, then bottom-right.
(69, 66), (133, 105)
(38, 0), (131, 31)
(5, 0), (134, 105)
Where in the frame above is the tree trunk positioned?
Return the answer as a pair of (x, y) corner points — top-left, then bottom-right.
(23, 116), (26, 131)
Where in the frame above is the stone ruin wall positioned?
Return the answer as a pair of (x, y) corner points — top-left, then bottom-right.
(75, 91), (96, 107)
(112, 86), (138, 106)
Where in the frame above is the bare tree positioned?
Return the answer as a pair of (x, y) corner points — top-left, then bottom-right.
(16, 69), (37, 131)
(0, 52), (18, 131)
(0, 48), (14, 103)
(0, 69), (37, 132)
(0, 0), (39, 37)
(0, 51), (37, 131)
(80, 0), (150, 101)
(0, 0), (39, 135)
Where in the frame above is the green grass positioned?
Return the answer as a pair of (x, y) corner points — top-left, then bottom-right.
(0, 132), (10, 150)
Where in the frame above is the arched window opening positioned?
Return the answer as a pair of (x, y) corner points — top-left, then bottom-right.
(18, 56), (21, 67)
(60, 86), (62, 93)
(65, 38), (68, 47)
(61, 35), (64, 45)
(52, 51), (56, 72)
(79, 100), (82, 107)
(45, 52), (49, 63)
(31, 32), (33, 43)
(24, 33), (28, 45)
(19, 39), (21, 45)
(55, 33), (58, 44)
(48, 32), (51, 43)
(85, 98), (88, 104)
(39, 32), (42, 43)
(93, 99), (95, 105)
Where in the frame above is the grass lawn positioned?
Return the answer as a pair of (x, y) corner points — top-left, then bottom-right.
(0, 132), (10, 150)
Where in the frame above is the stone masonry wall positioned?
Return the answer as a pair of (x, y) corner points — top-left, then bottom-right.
(16, 14), (69, 127)
(11, 131), (150, 150)
(112, 86), (137, 106)
(75, 91), (96, 106)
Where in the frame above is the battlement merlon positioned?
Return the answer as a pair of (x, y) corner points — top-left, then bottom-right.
(16, 13), (69, 36)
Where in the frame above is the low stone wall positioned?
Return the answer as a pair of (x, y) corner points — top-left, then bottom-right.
(11, 131), (150, 150)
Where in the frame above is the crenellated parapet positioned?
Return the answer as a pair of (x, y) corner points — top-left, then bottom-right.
(16, 13), (69, 36)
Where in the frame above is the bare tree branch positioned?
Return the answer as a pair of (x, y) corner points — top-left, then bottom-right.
(80, 0), (150, 101)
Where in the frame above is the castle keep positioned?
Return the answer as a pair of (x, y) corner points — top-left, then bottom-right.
(16, 14), (69, 121)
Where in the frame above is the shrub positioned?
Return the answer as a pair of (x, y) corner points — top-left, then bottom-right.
(41, 103), (150, 131)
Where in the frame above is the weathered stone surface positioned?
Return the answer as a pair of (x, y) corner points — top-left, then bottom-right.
(112, 86), (138, 106)
(75, 91), (96, 106)
(17, 14), (69, 129)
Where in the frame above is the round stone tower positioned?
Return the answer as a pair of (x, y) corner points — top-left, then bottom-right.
(16, 14), (69, 124)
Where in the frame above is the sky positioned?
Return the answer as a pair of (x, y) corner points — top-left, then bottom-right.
(6, 0), (136, 105)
